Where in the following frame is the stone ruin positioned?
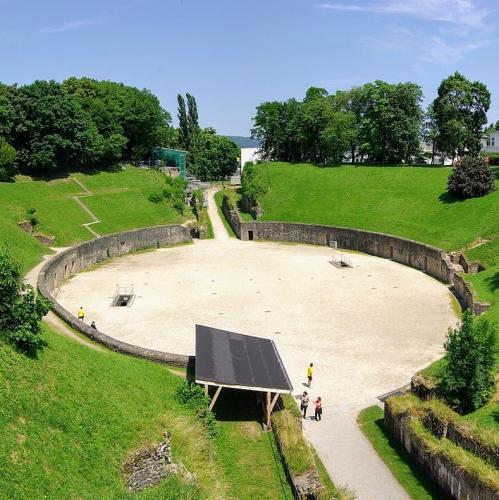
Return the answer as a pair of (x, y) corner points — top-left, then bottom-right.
(123, 432), (195, 493)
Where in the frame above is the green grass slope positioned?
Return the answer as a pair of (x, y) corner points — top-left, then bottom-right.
(0, 326), (291, 499)
(257, 163), (498, 252)
(0, 167), (189, 272)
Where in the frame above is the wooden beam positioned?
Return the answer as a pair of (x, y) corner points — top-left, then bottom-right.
(267, 392), (280, 429)
(208, 385), (222, 411)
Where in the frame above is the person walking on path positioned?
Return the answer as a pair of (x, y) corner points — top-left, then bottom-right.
(77, 307), (85, 321)
(314, 397), (322, 421)
(300, 391), (310, 419)
(307, 362), (314, 388)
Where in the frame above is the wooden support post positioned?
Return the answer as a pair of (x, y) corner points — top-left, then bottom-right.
(204, 384), (208, 396)
(266, 392), (280, 429)
(208, 385), (222, 411)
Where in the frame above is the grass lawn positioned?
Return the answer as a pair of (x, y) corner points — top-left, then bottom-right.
(0, 325), (292, 499)
(357, 406), (446, 500)
(0, 166), (189, 272)
(256, 163), (499, 252)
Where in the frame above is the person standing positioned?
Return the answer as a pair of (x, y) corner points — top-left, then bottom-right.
(314, 397), (322, 421)
(307, 362), (314, 388)
(77, 306), (85, 321)
(300, 391), (309, 419)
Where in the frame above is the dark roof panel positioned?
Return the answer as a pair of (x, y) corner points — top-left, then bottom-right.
(195, 325), (293, 392)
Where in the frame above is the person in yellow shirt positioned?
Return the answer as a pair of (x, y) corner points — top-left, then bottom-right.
(307, 362), (314, 388)
(77, 306), (85, 321)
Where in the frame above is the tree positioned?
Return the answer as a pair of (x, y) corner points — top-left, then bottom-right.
(438, 310), (496, 414)
(448, 155), (495, 198)
(358, 80), (423, 163)
(0, 249), (50, 352)
(196, 129), (239, 180)
(186, 93), (201, 175)
(251, 101), (286, 160)
(0, 138), (17, 181)
(432, 72), (491, 161)
(177, 94), (189, 150)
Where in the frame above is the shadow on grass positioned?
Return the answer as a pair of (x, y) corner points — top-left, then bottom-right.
(373, 417), (446, 499)
(213, 388), (262, 423)
(485, 271), (499, 292)
(27, 165), (120, 182)
(438, 190), (463, 205)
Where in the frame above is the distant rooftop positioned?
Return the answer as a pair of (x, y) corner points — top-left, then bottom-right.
(225, 136), (261, 149)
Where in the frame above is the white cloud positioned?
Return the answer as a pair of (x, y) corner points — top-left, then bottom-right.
(316, 0), (493, 28)
(371, 25), (489, 65)
(40, 18), (103, 34)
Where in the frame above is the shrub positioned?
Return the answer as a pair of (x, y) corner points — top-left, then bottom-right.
(448, 156), (495, 198)
(0, 138), (17, 181)
(175, 380), (219, 437)
(438, 310), (496, 414)
(26, 208), (39, 228)
(147, 191), (163, 203)
(0, 249), (50, 352)
(241, 164), (269, 205)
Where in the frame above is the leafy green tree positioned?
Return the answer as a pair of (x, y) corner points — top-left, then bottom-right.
(0, 83), (18, 139)
(0, 138), (17, 181)
(242, 163), (270, 206)
(252, 101), (287, 160)
(359, 80), (423, 163)
(196, 129), (239, 180)
(177, 94), (189, 150)
(438, 310), (496, 414)
(448, 155), (495, 198)
(432, 72), (490, 161)
(0, 250), (50, 352)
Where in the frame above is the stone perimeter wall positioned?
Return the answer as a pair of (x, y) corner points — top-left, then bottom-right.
(385, 403), (498, 500)
(221, 196), (488, 315)
(38, 225), (193, 366)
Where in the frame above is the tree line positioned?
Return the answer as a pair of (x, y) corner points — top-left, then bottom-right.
(0, 78), (239, 181)
(252, 72), (491, 165)
(0, 78), (174, 177)
(176, 93), (239, 181)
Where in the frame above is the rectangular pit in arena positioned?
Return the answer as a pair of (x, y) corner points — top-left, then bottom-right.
(112, 286), (135, 307)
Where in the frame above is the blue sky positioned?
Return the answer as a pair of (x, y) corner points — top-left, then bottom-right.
(1, 0), (498, 135)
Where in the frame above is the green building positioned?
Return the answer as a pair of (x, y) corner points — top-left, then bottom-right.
(152, 148), (187, 179)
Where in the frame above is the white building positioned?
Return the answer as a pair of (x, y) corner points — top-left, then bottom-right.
(240, 147), (262, 169)
(225, 136), (262, 170)
(481, 130), (499, 153)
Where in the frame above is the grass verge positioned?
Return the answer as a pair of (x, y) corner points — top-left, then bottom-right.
(358, 406), (446, 499)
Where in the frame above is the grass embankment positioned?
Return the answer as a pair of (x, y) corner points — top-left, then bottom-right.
(214, 188), (253, 237)
(0, 167), (189, 272)
(272, 395), (351, 499)
(0, 326), (292, 499)
(359, 397), (499, 499)
(358, 406), (447, 499)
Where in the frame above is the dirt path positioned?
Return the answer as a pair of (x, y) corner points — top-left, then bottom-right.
(25, 249), (104, 352)
(206, 186), (232, 243)
(71, 177), (101, 237)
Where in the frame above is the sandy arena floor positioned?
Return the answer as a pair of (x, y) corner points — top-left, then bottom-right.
(55, 189), (458, 499)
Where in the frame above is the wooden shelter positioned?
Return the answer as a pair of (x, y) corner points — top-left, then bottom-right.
(195, 324), (293, 429)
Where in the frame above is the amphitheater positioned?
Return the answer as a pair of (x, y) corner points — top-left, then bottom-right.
(43, 188), (458, 499)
